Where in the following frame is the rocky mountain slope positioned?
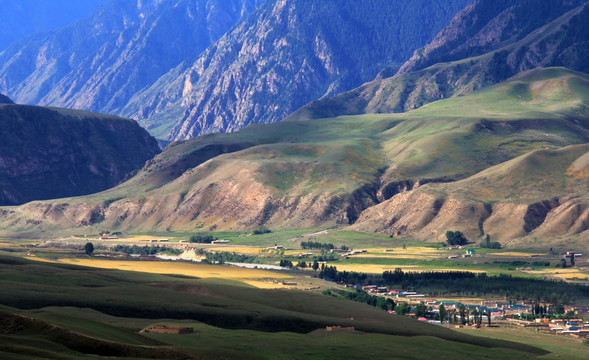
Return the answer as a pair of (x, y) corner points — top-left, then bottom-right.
(0, 96), (160, 205)
(3, 68), (589, 250)
(143, 0), (471, 140)
(0, 0), (469, 140)
(288, 0), (589, 121)
(0, 0), (262, 137)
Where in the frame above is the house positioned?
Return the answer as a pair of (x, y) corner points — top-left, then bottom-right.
(211, 239), (230, 244)
(142, 325), (194, 334)
(326, 326), (354, 332)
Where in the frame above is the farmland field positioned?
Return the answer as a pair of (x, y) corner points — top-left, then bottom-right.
(26, 257), (293, 283)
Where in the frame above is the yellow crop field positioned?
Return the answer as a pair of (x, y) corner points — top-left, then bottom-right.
(487, 252), (546, 257)
(206, 246), (264, 254)
(332, 263), (485, 274)
(26, 257), (293, 283)
(527, 267), (589, 280)
(352, 253), (440, 259)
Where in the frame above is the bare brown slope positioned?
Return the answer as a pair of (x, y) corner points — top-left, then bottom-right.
(352, 144), (589, 250)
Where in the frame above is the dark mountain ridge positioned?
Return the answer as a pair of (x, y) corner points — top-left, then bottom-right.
(0, 102), (160, 205)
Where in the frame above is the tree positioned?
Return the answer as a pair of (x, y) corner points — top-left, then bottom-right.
(459, 305), (467, 325)
(553, 304), (565, 315)
(570, 254), (575, 267)
(414, 303), (427, 318)
(483, 312), (492, 327)
(84, 242), (94, 256)
(189, 233), (217, 243)
(445, 231), (468, 246)
(396, 302), (410, 316)
(312, 260), (319, 271)
(296, 261), (307, 268)
(480, 234), (501, 249)
(385, 298), (395, 311)
(253, 226), (271, 235)
(439, 304), (447, 323)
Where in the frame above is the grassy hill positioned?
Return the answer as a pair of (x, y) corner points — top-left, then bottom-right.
(0, 254), (549, 359)
(0, 67), (587, 249)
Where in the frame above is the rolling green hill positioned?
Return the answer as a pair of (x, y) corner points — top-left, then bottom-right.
(0, 67), (588, 249)
(0, 254), (549, 359)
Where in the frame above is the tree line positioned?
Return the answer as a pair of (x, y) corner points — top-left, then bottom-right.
(113, 245), (182, 256)
(315, 265), (589, 305)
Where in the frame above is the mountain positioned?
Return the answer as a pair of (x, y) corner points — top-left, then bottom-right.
(288, 0), (589, 121)
(135, 0), (471, 140)
(0, 0), (471, 140)
(0, 0), (262, 138)
(3, 68), (589, 249)
(0, 94), (13, 104)
(0, 100), (160, 205)
(0, 0), (108, 51)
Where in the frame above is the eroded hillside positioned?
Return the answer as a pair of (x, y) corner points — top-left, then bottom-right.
(2, 68), (588, 249)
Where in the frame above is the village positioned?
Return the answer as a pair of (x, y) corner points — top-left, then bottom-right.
(356, 284), (589, 339)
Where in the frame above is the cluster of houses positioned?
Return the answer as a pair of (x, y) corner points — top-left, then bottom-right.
(546, 319), (589, 337)
(356, 285), (589, 337)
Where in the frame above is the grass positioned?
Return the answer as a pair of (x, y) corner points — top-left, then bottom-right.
(454, 325), (589, 360)
(0, 254), (550, 355)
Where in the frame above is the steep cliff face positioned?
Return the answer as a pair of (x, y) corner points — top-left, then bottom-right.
(125, 0), (471, 140)
(0, 103), (160, 205)
(0, 0), (262, 138)
(288, 0), (589, 121)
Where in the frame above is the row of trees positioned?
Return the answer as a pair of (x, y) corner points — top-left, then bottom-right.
(112, 245), (182, 256)
(301, 241), (335, 250)
(479, 234), (501, 249)
(189, 233), (218, 243)
(325, 289), (395, 311)
(314, 265), (588, 304)
(201, 251), (255, 264)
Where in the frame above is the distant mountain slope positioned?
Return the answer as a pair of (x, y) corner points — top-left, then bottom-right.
(0, 102), (160, 205)
(3, 68), (589, 249)
(124, 0), (471, 140)
(0, 0), (262, 137)
(398, 0), (587, 74)
(0, 0), (108, 51)
(288, 0), (589, 121)
(0, 94), (13, 104)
